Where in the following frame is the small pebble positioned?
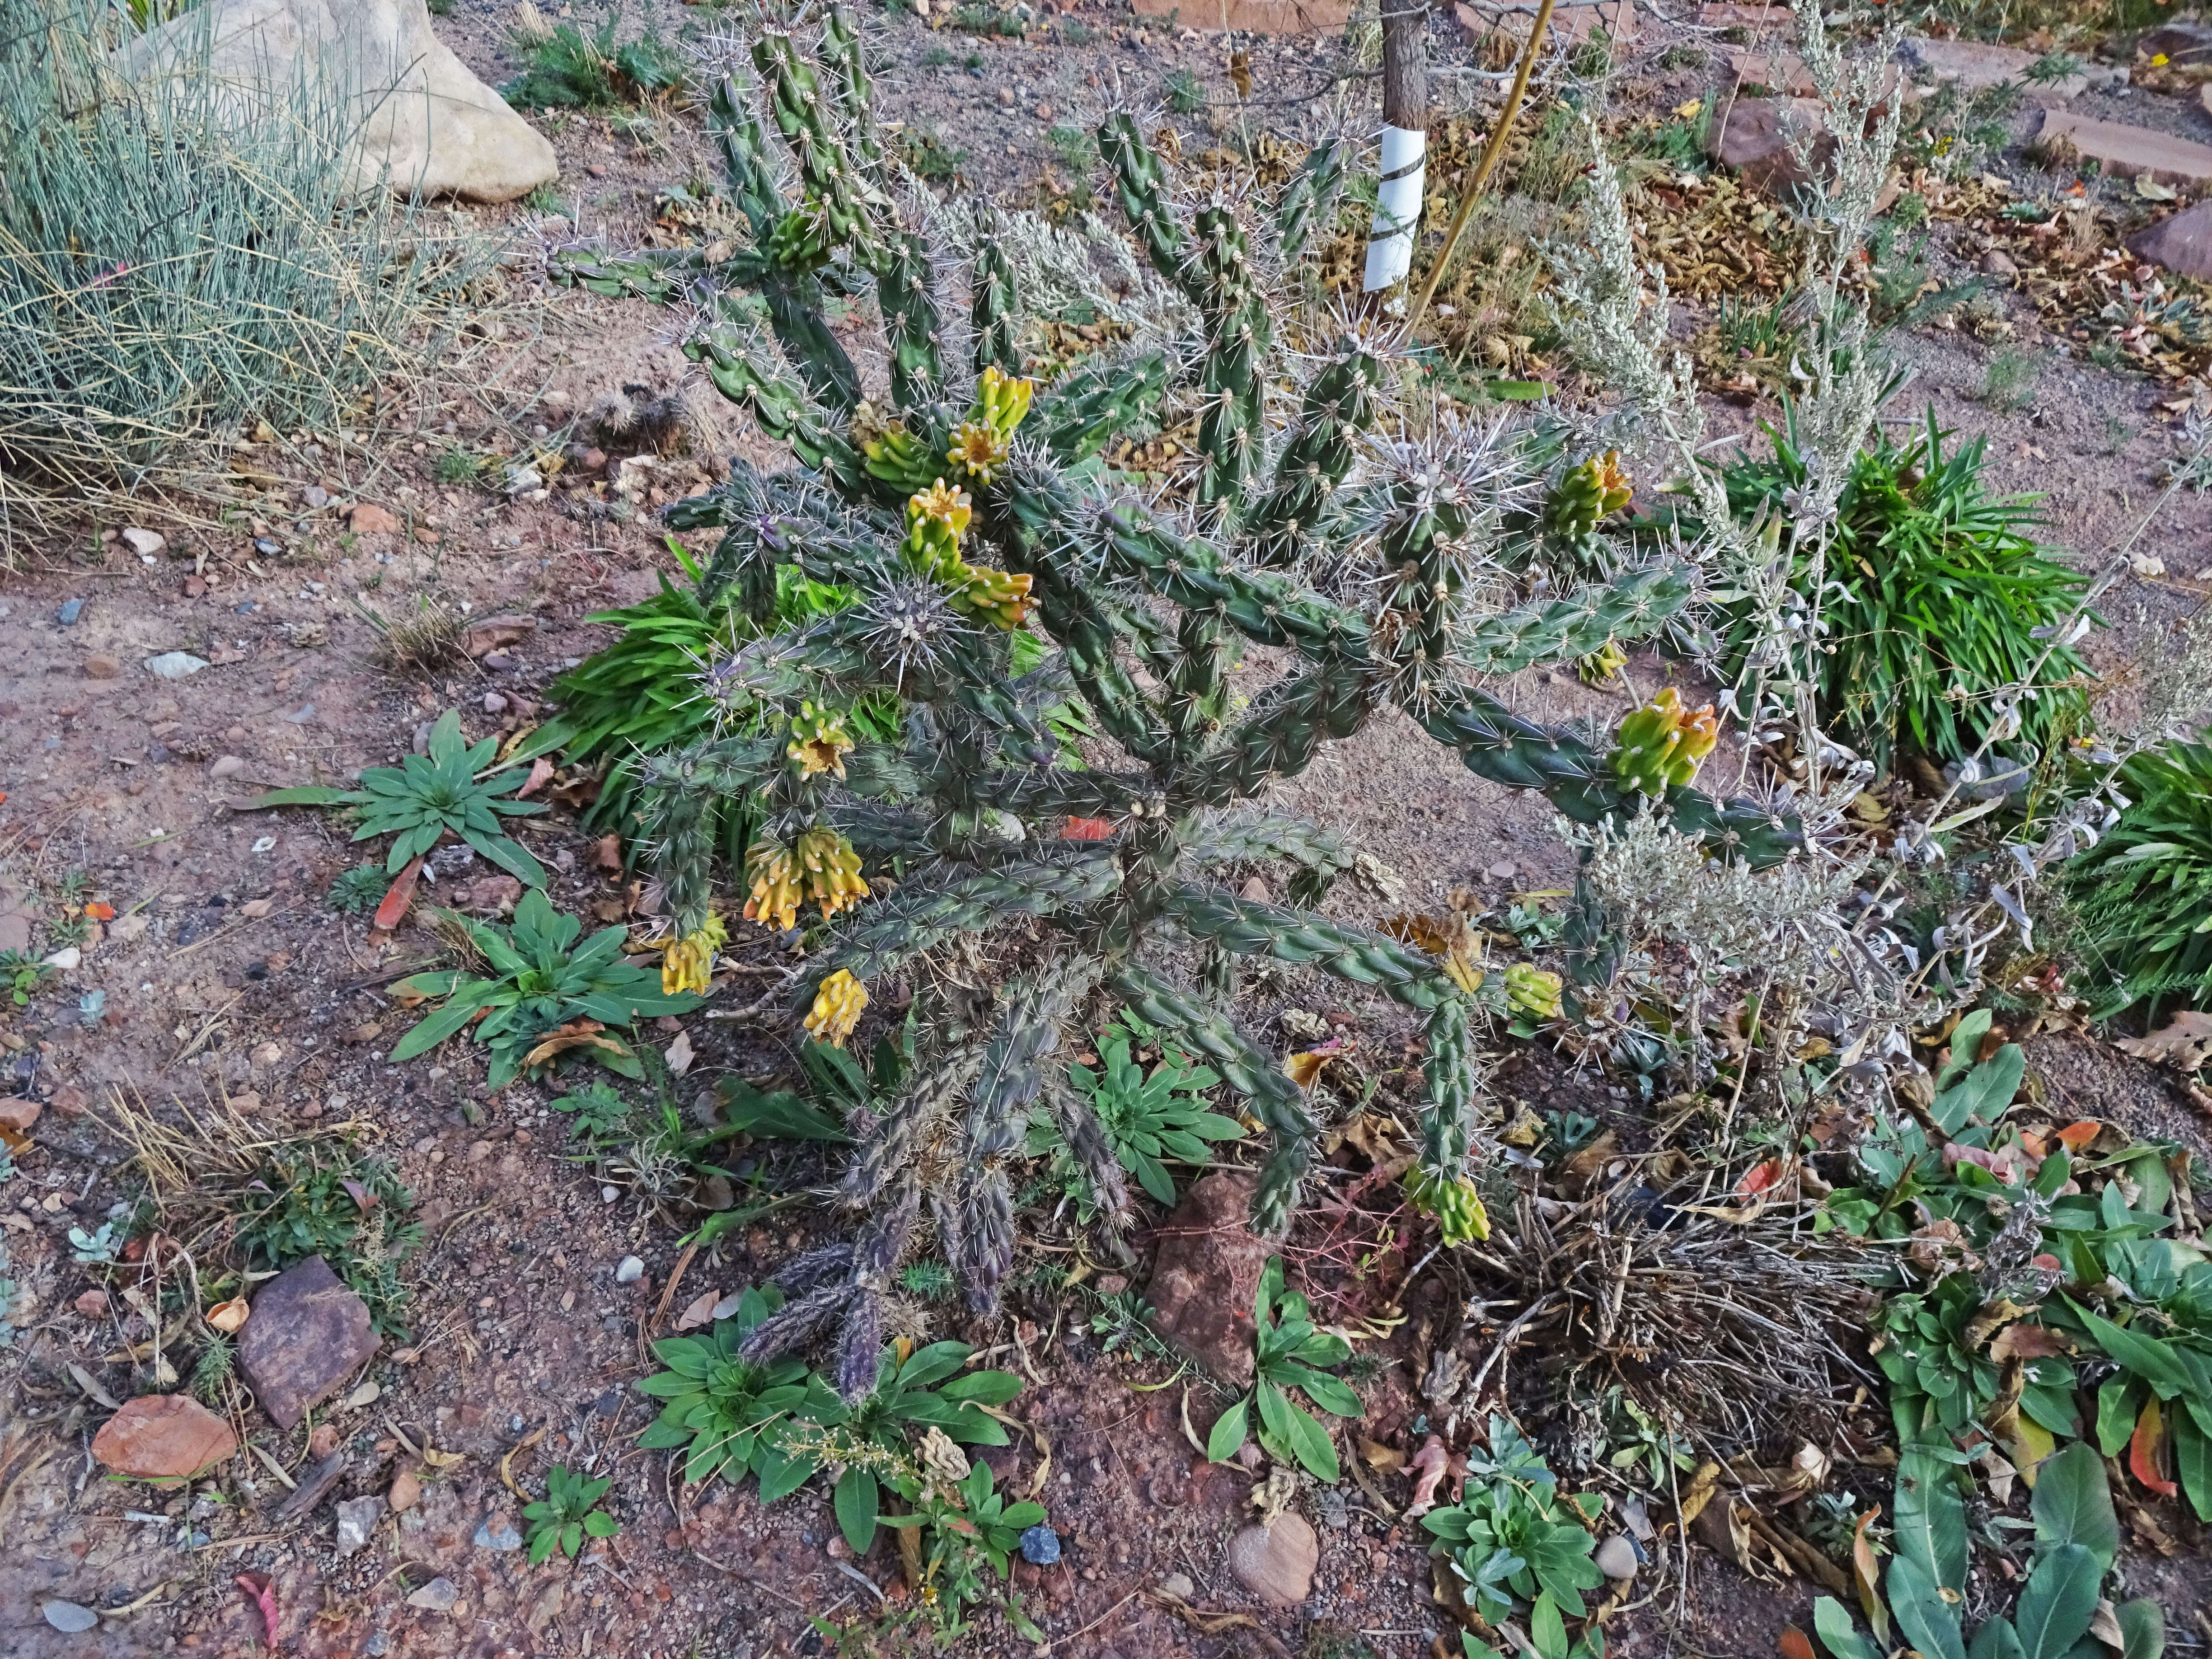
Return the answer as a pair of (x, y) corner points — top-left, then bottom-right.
(56, 598), (86, 625)
(1019, 1524), (1061, 1565)
(1158, 1572), (1195, 1599)
(406, 1576), (459, 1612)
(145, 651), (209, 680)
(475, 1514), (524, 1552)
(43, 1601), (99, 1634)
(1594, 1533), (1638, 1580)
(483, 692), (507, 715)
(614, 1256), (645, 1285)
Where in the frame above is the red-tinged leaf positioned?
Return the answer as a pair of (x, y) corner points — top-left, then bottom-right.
(2131, 1398), (2178, 1498)
(1779, 1625), (1817, 1659)
(235, 1573), (279, 1644)
(516, 755), (557, 799)
(372, 855), (426, 932)
(85, 900), (115, 921)
(1739, 1158), (1788, 1197)
(340, 1179), (378, 1213)
(2056, 1120), (2102, 1151)
(1061, 815), (1115, 841)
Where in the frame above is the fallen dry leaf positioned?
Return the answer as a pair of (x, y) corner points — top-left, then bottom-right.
(675, 1289), (721, 1331)
(2116, 1011), (2212, 1072)
(206, 1297), (249, 1334)
(1779, 1627), (1817, 1659)
(1990, 1322), (2069, 1361)
(2130, 1398), (2178, 1499)
(665, 1031), (695, 1078)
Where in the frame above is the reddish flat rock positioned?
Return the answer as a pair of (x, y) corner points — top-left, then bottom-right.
(1698, 1), (1786, 25)
(2029, 108), (2212, 188)
(1902, 35), (2085, 100)
(1143, 1171), (1272, 1387)
(1228, 1513), (1320, 1606)
(91, 1395), (238, 1479)
(2130, 202), (2212, 281)
(239, 1255), (380, 1429)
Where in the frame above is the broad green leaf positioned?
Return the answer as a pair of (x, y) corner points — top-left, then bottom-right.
(2117, 1598), (2165, 1659)
(1277, 1394), (1339, 1481)
(2172, 1397), (2211, 1521)
(2029, 1442), (2119, 1572)
(1813, 1596), (1880, 1659)
(894, 1341), (970, 1389)
(2013, 1544), (2099, 1659)
(389, 994), (490, 1062)
(1895, 1429), (1970, 1593)
(2068, 1302), (2193, 1400)
(1888, 1553), (1967, 1659)
(2096, 1375), (2146, 1457)
(1968, 1619), (2026, 1659)
(717, 1080), (850, 1143)
(833, 1465), (877, 1555)
(1206, 1395), (1250, 1463)
(1528, 1591), (1570, 1659)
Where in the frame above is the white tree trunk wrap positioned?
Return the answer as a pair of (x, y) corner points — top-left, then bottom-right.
(1362, 125), (1426, 293)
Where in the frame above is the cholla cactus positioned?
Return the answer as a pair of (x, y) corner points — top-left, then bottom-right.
(551, 10), (1800, 1391)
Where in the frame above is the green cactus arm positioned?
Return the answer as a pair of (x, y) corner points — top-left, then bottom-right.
(826, 802), (938, 858)
(704, 73), (786, 237)
(971, 230), (1023, 379)
(544, 244), (707, 304)
(1416, 688), (1802, 865)
(638, 736), (782, 933)
(1031, 348), (1172, 462)
(1097, 112), (1193, 295)
(1176, 656), (1375, 806)
(1161, 883), (1461, 1011)
(818, 5), (884, 166)
(1454, 564), (1696, 676)
(1180, 810), (1355, 900)
(759, 272), (862, 414)
(678, 302), (866, 487)
(1419, 994), (1482, 1172)
(1105, 962), (1315, 1235)
(1244, 341), (1386, 566)
(959, 959), (1097, 1166)
(874, 230), (947, 413)
(840, 1045), (985, 1207)
(1274, 134), (1355, 262)
(1088, 506), (1370, 659)
(1188, 204), (1271, 507)
(1160, 608), (1233, 755)
(801, 854), (1122, 993)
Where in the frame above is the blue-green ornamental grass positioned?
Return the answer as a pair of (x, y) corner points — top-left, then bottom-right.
(2068, 734), (2212, 1017)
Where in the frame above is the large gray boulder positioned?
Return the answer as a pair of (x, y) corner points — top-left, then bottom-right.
(112, 0), (557, 203)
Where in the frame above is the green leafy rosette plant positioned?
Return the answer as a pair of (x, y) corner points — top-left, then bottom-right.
(248, 709), (548, 887)
(1034, 1022), (1243, 1206)
(1420, 1417), (1605, 1658)
(637, 1284), (814, 1492)
(523, 1465), (620, 1564)
(388, 889), (701, 1087)
(1204, 1257), (1362, 1480)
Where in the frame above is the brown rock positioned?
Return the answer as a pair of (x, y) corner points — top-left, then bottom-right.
(238, 1255), (381, 1429)
(1143, 1172), (1273, 1386)
(462, 613), (537, 658)
(75, 1288), (109, 1318)
(84, 653), (122, 680)
(1708, 96), (1904, 209)
(0, 1097), (39, 1133)
(389, 1467), (422, 1511)
(1227, 1513), (1318, 1607)
(2145, 19), (2212, 63)
(2131, 201), (2212, 281)
(91, 1394), (238, 1479)
(347, 501), (400, 536)
(1983, 248), (2019, 278)
(2028, 108), (2212, 188)
(1728, 49), (1816, 97)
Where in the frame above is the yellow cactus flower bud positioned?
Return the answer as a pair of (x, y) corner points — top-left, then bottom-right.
(948, 420), (1011, 485)
(951, 564), (1034, 631)
(1578, 638), (1628, 685)
(1504, 962), (1564, 1020)
(1406, 1166), (1491, 1247)
(787, 700), (855, 780)
(1609, 686), (1720, 796)
(660, 912), (728, 997)
(805, 969), (868, 1047)
(796, 827), (869, 922)
(743, 839), (805, 933)
(908, 479), (972, 537)
(977, 364), (1035, 438)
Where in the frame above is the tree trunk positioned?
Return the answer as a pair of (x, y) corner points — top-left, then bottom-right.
(1362, 0), (1429, 295)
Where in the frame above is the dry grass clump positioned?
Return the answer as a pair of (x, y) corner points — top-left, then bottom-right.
(362, 594), (470, 678)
